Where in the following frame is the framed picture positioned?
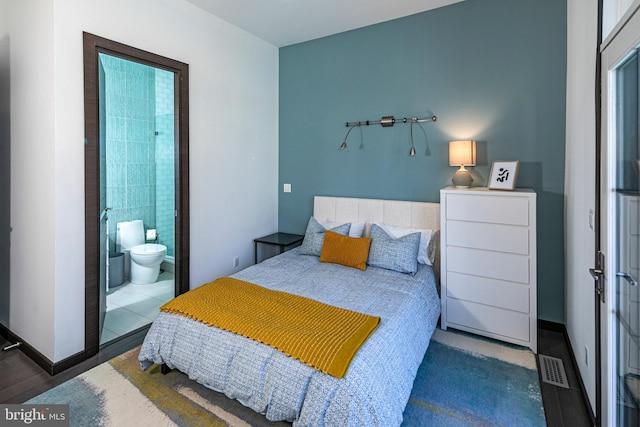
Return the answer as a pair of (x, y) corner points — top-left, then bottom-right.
(488, 160), (519, 190)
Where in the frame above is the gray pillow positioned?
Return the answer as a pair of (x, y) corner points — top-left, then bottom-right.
(367, 223), (420, 274)
(299, 217), (350, 256)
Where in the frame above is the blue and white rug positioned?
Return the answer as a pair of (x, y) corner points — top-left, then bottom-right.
(403, 328), (546, 426)
(27, 328), (546, 426)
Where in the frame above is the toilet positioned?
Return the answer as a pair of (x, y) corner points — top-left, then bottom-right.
(116, 220), (167, 285)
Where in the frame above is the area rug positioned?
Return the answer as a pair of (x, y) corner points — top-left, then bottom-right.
(402, 328), (546, 426)
(27, 328), (546, 426)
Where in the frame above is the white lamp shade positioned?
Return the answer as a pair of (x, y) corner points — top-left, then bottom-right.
(449, 140), (477, 166)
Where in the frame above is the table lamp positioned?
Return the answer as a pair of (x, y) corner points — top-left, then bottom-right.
(449, 140), (476, 187)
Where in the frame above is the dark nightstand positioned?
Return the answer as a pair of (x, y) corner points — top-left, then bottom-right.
(254, 232), (304, 264)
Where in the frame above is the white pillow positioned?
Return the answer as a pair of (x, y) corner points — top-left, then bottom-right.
(320, 220), (365, 238)
(372, 223), (433, 265)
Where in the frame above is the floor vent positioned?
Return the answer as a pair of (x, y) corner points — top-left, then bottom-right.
(539, 354), (570, 389)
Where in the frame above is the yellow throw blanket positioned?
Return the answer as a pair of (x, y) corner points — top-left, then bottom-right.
(160, 277), (380, 378)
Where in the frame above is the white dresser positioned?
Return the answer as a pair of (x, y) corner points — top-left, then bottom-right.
(440, 187), (537, 353)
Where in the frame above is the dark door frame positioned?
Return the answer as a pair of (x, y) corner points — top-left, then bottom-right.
(83, 32), (190, 359)
(594, 1), (603, 426)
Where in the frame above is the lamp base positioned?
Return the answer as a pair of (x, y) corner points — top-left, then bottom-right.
(452, 169), (473, 187)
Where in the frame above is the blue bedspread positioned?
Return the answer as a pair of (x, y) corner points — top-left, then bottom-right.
(139, 248), (440, 426)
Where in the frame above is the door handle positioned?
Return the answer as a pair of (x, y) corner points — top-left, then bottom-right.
(589, 268), (603, 280)
(589, 268), (605, 301)
(616, 272), (638, 287)
(589, 252), (605, 303)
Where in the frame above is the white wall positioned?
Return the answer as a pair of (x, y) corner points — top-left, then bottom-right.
(565, 0), (598, 411)
(5, 0), (279, 362)
(1, 0), (57, 361)
(0, 0), (10, 328)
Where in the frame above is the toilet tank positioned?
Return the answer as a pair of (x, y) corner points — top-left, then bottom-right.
(116, 220), (145, 252)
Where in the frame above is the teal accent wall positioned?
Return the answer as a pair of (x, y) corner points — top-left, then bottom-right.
(279, 0), (567, 322)
(101, 54), (175, 257)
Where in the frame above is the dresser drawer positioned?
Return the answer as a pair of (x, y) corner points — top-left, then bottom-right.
(446, 220), (530, 255)
(445, 193), (530, 226)
(446, 246), (530, 284)
(446, 298), (530, 342)
(446, 271), (530, 313)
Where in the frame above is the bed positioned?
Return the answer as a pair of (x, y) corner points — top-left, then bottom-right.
(138, 196), (441, 426)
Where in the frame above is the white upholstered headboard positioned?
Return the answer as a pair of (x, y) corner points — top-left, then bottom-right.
(313, 196), (441, 281)
(313, 196), (440, 234)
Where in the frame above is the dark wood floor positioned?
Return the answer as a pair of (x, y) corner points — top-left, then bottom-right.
(537, 325), (593, 426)
(0, 327), (149, 404)
(1, 324), (593, 425)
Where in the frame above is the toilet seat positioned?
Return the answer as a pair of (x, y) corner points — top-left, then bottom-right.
(131, 243), (166, 256)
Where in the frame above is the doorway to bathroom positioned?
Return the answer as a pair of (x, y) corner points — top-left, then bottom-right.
(98, 53), (175, 346)
(83, 33), (190, 358)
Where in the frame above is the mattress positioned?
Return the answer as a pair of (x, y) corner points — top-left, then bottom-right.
(138, 248), (440, 426)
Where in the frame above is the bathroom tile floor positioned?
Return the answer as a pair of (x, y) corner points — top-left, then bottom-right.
(100, 271), (174, 346)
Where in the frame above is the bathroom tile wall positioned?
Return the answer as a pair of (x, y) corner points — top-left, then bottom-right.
(154, 69), (175, 258)
(102, 54), (157, 251)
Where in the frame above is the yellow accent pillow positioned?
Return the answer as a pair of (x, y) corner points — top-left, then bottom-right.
(320, 230), (372, 271)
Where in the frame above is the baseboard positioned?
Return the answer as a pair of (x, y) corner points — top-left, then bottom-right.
(537, 319), (596, 425)
(52, 351), (89, 375)
(0, 323), (86, 376)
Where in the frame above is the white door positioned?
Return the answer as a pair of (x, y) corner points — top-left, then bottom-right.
(601, 5), (640, 425)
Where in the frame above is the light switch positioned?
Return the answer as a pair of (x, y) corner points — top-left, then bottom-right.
(284, 183), (291, 193)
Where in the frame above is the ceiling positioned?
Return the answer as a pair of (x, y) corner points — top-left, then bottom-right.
(184, 0), (464, 47)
